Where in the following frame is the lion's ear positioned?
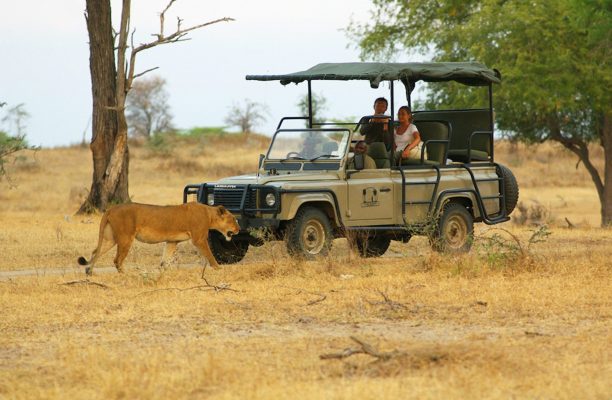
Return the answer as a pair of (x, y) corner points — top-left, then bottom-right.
(217, 205), (227, 215)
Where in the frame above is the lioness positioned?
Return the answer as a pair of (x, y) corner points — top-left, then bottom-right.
(78, 202), (240, 275)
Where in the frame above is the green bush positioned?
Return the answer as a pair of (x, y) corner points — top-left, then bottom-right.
(145, 133), (175, 156)
(179, 126), (229, 138)
(0, 131), (35, 182)
(0, 131), (28, 147)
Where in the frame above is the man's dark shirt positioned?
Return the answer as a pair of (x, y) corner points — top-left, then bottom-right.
(357, 115), (392, 147)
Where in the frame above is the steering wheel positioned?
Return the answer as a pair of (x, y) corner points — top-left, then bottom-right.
(285, 151), (302, 158)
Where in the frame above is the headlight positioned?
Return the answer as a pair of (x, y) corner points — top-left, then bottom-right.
(265, 192), (276, 207)
(207, 193), (215, 206)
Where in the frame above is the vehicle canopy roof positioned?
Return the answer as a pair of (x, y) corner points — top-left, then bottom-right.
(246, 62), (501, 88)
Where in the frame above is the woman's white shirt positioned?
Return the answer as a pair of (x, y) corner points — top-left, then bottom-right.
(394, 124), (419, 152)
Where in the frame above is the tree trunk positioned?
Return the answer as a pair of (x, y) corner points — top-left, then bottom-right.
(79, 0), (130, 213)
(602, 112), (612, 226)
(551, 114), (610, 227)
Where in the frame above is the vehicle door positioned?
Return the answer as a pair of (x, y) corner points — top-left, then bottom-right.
(346, 168), (394, 225)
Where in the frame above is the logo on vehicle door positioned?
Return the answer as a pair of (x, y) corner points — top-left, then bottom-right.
(361, 187), (379, 207)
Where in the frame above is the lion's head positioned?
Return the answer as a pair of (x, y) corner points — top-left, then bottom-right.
(213, 205), (241, 241)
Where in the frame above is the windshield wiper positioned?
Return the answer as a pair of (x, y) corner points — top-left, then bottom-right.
(309, 154), (336, 162)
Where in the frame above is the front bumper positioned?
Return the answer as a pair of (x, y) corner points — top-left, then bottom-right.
(183, 183), (282, 230)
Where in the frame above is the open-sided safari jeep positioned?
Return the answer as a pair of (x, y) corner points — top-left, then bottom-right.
(183, 62), (519, 263)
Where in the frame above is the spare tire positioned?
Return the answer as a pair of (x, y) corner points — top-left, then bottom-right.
(498, 164), (519, 215)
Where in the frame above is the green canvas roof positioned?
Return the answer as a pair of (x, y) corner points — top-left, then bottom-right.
(246, 62), (501, 87)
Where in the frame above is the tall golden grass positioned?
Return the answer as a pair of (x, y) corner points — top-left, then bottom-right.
(0, 135), (610, 399)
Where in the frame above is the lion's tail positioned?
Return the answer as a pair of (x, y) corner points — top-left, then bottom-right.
(77, 211), (110, 267)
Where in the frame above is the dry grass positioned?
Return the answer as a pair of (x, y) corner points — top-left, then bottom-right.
(0, 137), (610, 399)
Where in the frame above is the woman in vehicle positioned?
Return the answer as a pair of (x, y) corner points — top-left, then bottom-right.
(393, 106), (425, 164)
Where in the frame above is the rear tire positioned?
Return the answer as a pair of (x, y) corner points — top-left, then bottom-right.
(208, 231), (249, 264)
(286, 207), (333, 259)
(354, 233), (391, 258)
(431, 202), (474, 253)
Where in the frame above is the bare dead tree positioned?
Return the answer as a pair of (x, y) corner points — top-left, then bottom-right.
(126, 75), (174, 138)
(224, 99), (269, 134)
(80, 0), (233, 213)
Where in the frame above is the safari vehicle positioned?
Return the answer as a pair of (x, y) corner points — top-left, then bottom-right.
(183, 62), (519, 263)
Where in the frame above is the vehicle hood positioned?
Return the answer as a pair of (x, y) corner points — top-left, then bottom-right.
(214, 172), (340, 186)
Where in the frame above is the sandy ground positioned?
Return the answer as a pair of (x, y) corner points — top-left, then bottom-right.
(0, 139), (610, 399)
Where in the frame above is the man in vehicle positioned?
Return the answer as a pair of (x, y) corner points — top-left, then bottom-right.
(357, 97), (392, 149)
(348, 140), (377, 169)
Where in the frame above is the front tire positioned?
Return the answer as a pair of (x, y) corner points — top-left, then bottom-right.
(286, 207), (333, 259)
(208, 231), (249, 264)
(431, 203), (474, 253)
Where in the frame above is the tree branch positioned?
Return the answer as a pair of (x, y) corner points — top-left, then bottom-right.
(555, 138), (604, 202)
(307, 293), (327, 306)
(550, 124), (604, 203)
(279, 285), (329, 306)
(59, 279), (111, 289)
(366, 289), (408, 311)
(132, 66), (160, 81)
(159, 0), (177, 40)
(134, 278), (237, 297)
(125, 0), (234, 91)
(320, 336), (401, 361)
(116, 0), (131, 102)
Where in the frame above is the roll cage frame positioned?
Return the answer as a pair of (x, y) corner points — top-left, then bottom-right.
(246, 62), (509, 225)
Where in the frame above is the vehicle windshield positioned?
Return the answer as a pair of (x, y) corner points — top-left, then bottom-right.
(266, 129), (350, 161)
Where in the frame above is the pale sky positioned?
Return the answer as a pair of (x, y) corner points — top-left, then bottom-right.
(1, 0), (420, 147)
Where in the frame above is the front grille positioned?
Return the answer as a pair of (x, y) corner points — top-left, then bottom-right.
(214, 187), (257, 209)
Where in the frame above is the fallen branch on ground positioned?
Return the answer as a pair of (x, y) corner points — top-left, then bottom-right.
(201, 277), (238, 292)
(134, 278), (237, 297)
(306, 294), (327, 306)
(59, 279), (110, 289)
(320, 336), (403, 361)
(366, 290), (407, 311)
(525, 330), (552, 337)
(279, 285), (328, 306)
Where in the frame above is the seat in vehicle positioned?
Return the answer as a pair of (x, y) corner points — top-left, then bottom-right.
(414, 109), (491, 163)
(367, 142), (391, 169)
(399, 120), (450, 166)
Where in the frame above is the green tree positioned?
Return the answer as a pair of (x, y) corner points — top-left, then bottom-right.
(0, 103), (36, 183)
(350, 0), (612, 226)
(1, 103), (30, 137)
(0, 131), (30, 182)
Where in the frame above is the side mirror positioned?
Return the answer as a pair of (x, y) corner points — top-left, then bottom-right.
(353, 153), (365, 171)
(258, 154), (265, 169)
